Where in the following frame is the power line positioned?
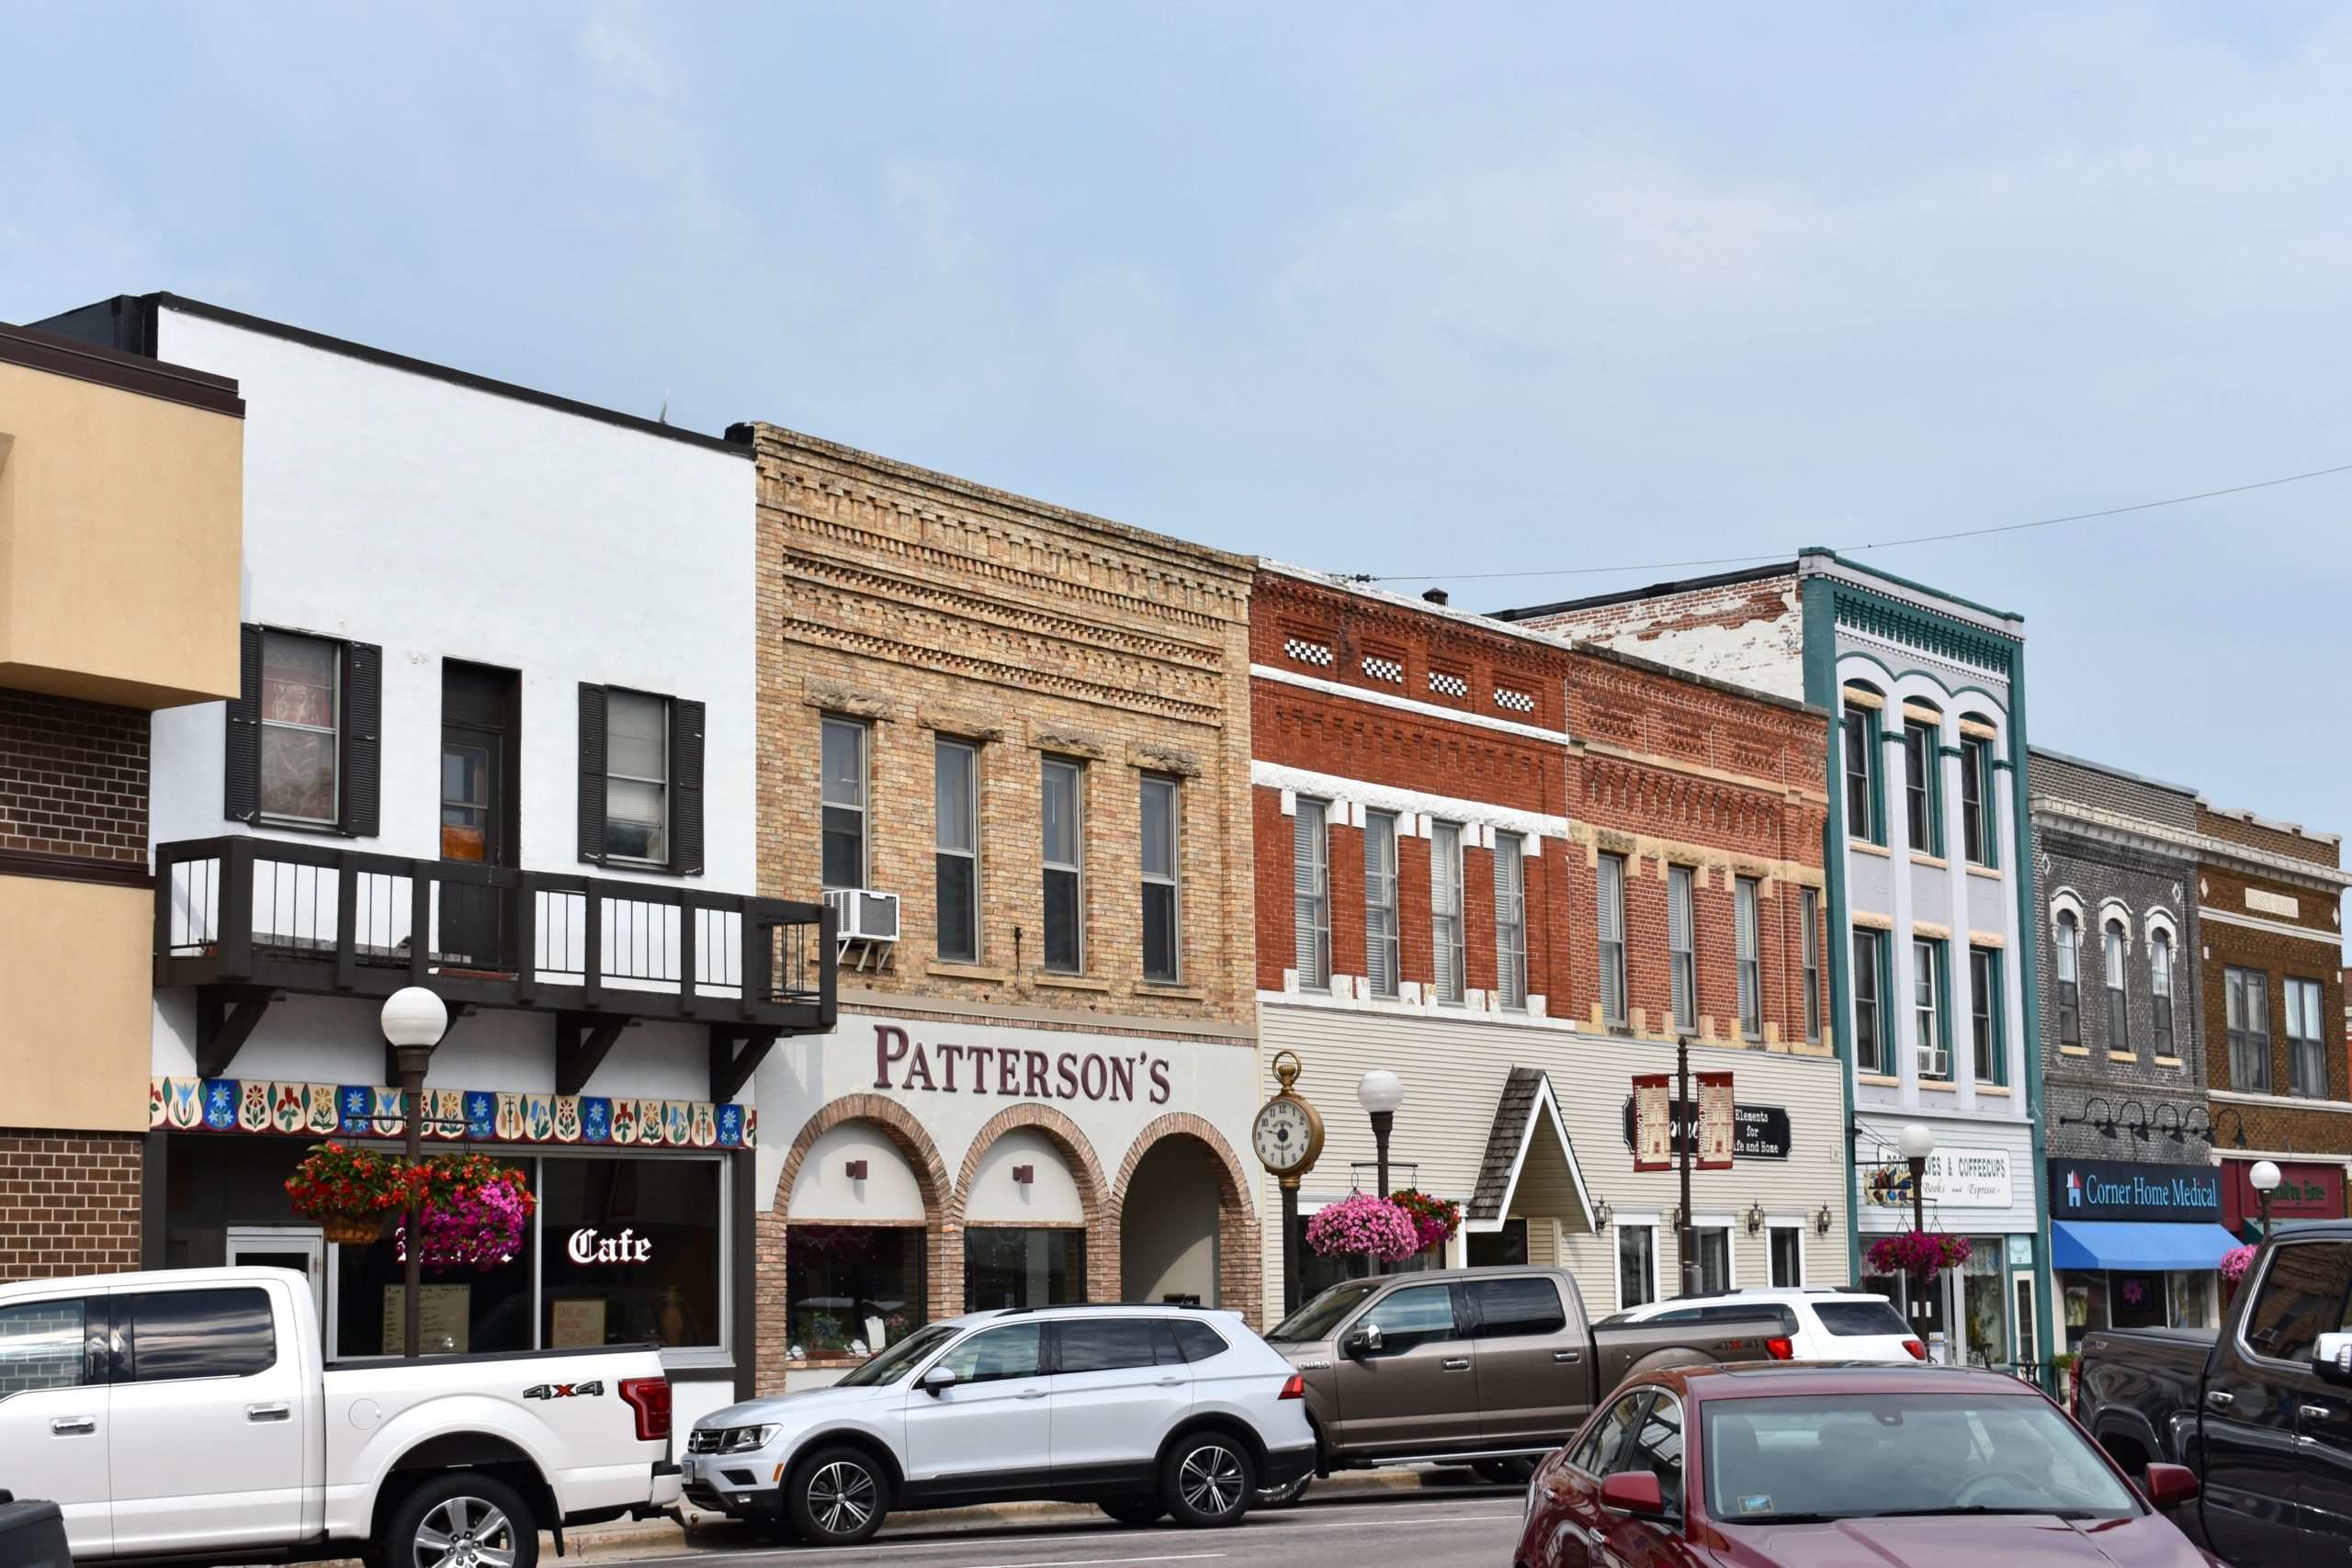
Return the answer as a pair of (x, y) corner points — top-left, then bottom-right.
(1354, 459), (2352, 584)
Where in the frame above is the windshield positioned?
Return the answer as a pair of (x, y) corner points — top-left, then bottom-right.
(1269, 1282), (1378, 1342)
(834, 1323), (960, 1387)
(1703, 1393), (2140, 1523)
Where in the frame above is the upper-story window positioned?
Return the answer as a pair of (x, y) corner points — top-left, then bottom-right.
(1494, 831), (1527, 1010)
(935, 739), (979, 963)
(2104, 919), (2130, 1052)
(2286, 976), (2327, 1100)
(1852, 931), (1885, 1074)
(2053, 911), (2081, 1047)
(1969, 946), (2002, 1084)
(579, 684), (704, 874)
(1903, 718), (1940, 855)
(1140, 775), (1182, 984)
(1363, 810), (1399, 998)
(1841, 701), (1879, 843)
(2226, 965), (2270, 1093)
(1041, 759), (1086, 974)
(229, 626), (380, 837)
(1598, 852), (1628, 1030)
(1915, 939), (1949, 1079)
(820, 717), (868, 889)
(1735, 876), (1761, 1040)
(2150, 930), (2175, 1057)
(1801, 887), (1822, 1043)
(1960, 733), (1996, 866)
(1668, 866), (1697, 1035)
(1293, 797), (1330, 991)
(1430, 821), (1465, 1005)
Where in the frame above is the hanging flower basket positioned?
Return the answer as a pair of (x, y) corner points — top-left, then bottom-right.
(1866, 1230), (1973, 1277)
(285, 1143), (410, 1245)
(1306, 1193), (1421, 1264)
(1389, 1188), (1463, 1254)
(2220, 1245), (2257, 1284)
(397, 1152), (537, 1271)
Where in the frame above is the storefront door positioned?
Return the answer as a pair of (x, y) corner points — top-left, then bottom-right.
(225, 1227), (322, 1323)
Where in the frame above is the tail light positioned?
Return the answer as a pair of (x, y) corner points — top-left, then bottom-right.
(1764, 1337), (1794, 1360)
(620, 1376), (672, 1442)
(1279, 1374), (1306, 1400)
(1903, 1339), (1928, 1361)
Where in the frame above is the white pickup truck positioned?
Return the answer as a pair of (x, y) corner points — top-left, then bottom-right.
(0, 1266), (680, 1568)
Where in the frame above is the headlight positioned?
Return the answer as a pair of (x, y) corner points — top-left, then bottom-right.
(717, 1424), (779, 1453)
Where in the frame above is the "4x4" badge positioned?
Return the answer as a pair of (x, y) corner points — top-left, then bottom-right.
(523, 1380), (606, 1400)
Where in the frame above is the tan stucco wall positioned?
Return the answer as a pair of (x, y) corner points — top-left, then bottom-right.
(0, 875), (153, 1132)
(0, 358), (242, 708)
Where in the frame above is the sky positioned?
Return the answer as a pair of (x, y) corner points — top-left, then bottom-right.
(6, 2), (2350, 942)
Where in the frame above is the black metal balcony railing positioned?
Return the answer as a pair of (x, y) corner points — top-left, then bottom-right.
(154, 838), (835, 1091)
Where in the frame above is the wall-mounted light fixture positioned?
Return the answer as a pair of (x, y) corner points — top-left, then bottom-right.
(1591, 1195), (1613, 1233)
(1746, 1201), (1767, 1236)
(844, 1160), (868, 1180)
(1012, 1165), (1035, 1185)
(1814, 1202), (1835, 1237)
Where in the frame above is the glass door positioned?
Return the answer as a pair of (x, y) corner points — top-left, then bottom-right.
(227, 1226), (324, 1325)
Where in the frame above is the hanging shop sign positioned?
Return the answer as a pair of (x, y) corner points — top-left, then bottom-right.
(2220, 1159), (2345, 1230)
(2048, 1158), (2222, 1224)
(1622, 1093), (1792, 1163)
(1863, 1145), (2013, 1208)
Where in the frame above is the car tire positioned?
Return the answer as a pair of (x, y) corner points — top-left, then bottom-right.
(1100, 1498), (1167, 1526)
(785, 1445), (891, 1546)
(1474, 1458), (1539, 1484)
(1258, 1472), (1313, 1508)
(383, 1471), (538, 1568)
(1160, 1430), (1256, 1529)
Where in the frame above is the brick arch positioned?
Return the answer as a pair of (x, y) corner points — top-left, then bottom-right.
(754, 1093), (958, 1396)
(1111, 1113), (1263, 1327)
(949, 1102), (1117, 1303)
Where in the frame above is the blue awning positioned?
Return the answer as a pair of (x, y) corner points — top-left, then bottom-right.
(2051, 1219), (2245, 1271)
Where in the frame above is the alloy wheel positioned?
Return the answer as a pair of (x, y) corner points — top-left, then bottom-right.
(412, 1495), (515, 1568)
(1178, 1444), (1244, 1516)
(807, 1460), (878, 1536)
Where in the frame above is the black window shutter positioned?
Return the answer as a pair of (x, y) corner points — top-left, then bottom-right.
(339, 641), (382, 837)
(225, 625), (263, 821)
(671, 697), (706, 875)
(578, 683), (608, 864)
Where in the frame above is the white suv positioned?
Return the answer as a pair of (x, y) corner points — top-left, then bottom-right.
(685, 1305), (1315, 1543)
(1604, 1288), (1925, 1363)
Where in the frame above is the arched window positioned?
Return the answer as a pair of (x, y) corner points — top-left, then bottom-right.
(2104, 919), (2130, 1053)
(2054, 911), (2081, 1047)
(2150, 931), (2174, 1057)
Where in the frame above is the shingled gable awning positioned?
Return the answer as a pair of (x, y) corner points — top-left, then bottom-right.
(1467, 1066), (1598, 1233)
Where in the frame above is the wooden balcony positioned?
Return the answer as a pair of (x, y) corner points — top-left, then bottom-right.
(154, 836), (835, 1101)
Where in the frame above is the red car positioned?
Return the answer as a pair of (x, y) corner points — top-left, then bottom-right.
(1515, 1362), (2223, 1568)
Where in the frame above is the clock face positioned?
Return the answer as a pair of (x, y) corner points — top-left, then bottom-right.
(1254, 1099), (1315, 1173)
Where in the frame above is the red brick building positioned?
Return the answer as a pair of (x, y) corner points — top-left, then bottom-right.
(1249, 566), (1849, 1316)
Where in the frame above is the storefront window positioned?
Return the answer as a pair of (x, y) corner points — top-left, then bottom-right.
(336, 1227), (532, 1359)
(2062, 1272), (2109, 1348)
(537, 1156), (722, 1350)
(2168, 1270), (2214, 1329)
(784, 1224), (926, 1358)
(2108, 1269), (2165, 1329)
(1469, 1218), (1529, 1267)
(1962, 1239), (2008, 1365)
(964, 1227), (1082, 1311)
(1695, 1228), (1731, 1294)
(1618, 1225), (1657, 1308)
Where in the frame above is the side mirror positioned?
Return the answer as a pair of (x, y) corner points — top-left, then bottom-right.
(1346, 1324), (1385, 1358)
(1600, 1472), (1668, 1517)
(2142, 1463), (2199, 1508)
(919, 1363), (959, 1397)
(2314, 1333), (2352, 1387)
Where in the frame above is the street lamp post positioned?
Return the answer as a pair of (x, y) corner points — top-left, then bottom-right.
(1358, 1071), (1405, 1198)
(381, 986), (449, 1359)
(2251, 1159), (2283, 1238)
(1898, 1123), (1937, 1347)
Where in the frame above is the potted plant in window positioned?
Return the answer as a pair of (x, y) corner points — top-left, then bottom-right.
(284, 1142), (411, 1246)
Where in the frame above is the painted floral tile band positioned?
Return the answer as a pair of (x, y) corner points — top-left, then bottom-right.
(151, 1076), (755, 1149)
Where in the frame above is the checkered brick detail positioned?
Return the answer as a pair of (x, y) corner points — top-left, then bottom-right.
(1285, 637), (1334, 668)
(1428, 671), (1468, 698)
(1494, 687), (1536, 714)
(1362, 656), (1404, 684)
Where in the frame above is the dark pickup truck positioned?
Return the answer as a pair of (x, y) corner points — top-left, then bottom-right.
(2075, 1221), (2352, 1567)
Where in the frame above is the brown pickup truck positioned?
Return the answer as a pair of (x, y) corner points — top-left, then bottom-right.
(1261, 1266), (1797, 1500)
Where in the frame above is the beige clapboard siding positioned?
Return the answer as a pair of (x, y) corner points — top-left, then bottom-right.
(1257, 1003), (1850, 1325)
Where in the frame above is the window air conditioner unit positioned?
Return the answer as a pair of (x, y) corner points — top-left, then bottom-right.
(1918, 1048), (1951, 1081)
(825, 888), (901, 944)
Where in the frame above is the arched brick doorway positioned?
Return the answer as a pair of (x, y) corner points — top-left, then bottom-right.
(950, 1102), (1115, 1306)
(1113, 1113), (1260, 1325)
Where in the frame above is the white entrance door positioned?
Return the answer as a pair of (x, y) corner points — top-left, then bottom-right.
(226, 1228), (324, 1324)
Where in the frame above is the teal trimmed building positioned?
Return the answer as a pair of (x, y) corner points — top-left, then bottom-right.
(1497, 548), (2053, 1374)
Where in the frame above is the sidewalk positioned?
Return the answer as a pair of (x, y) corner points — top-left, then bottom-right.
(556, 1468), (1474, 1561)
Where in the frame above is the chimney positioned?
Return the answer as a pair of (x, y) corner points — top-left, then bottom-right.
(1422, 588), (1450, 607)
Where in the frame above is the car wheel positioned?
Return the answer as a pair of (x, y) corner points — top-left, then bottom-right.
(1161, 1431), (1256, 1529)
(384, 1472), (537, 1568)
(1100, 1498), (1167, 1526)
(1475, 1458), (1539, 1484)
(1257, 1472), (1313, 1508)
(786, 1445), (890, 1545)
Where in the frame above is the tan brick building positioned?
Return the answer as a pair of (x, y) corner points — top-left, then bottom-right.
(2194, 803), (2352, 1225)
(738, 423), (1262, 1391)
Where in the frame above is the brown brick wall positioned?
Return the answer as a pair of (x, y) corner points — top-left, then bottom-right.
(2199, 804), (2341, 868)
(0, 1129), (142, 1280)
(0, 689), (149, 864)
(2199, 856), (2351, 1155)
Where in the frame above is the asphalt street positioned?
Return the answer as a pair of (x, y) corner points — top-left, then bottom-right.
(596, 1484), (1528, 1568)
